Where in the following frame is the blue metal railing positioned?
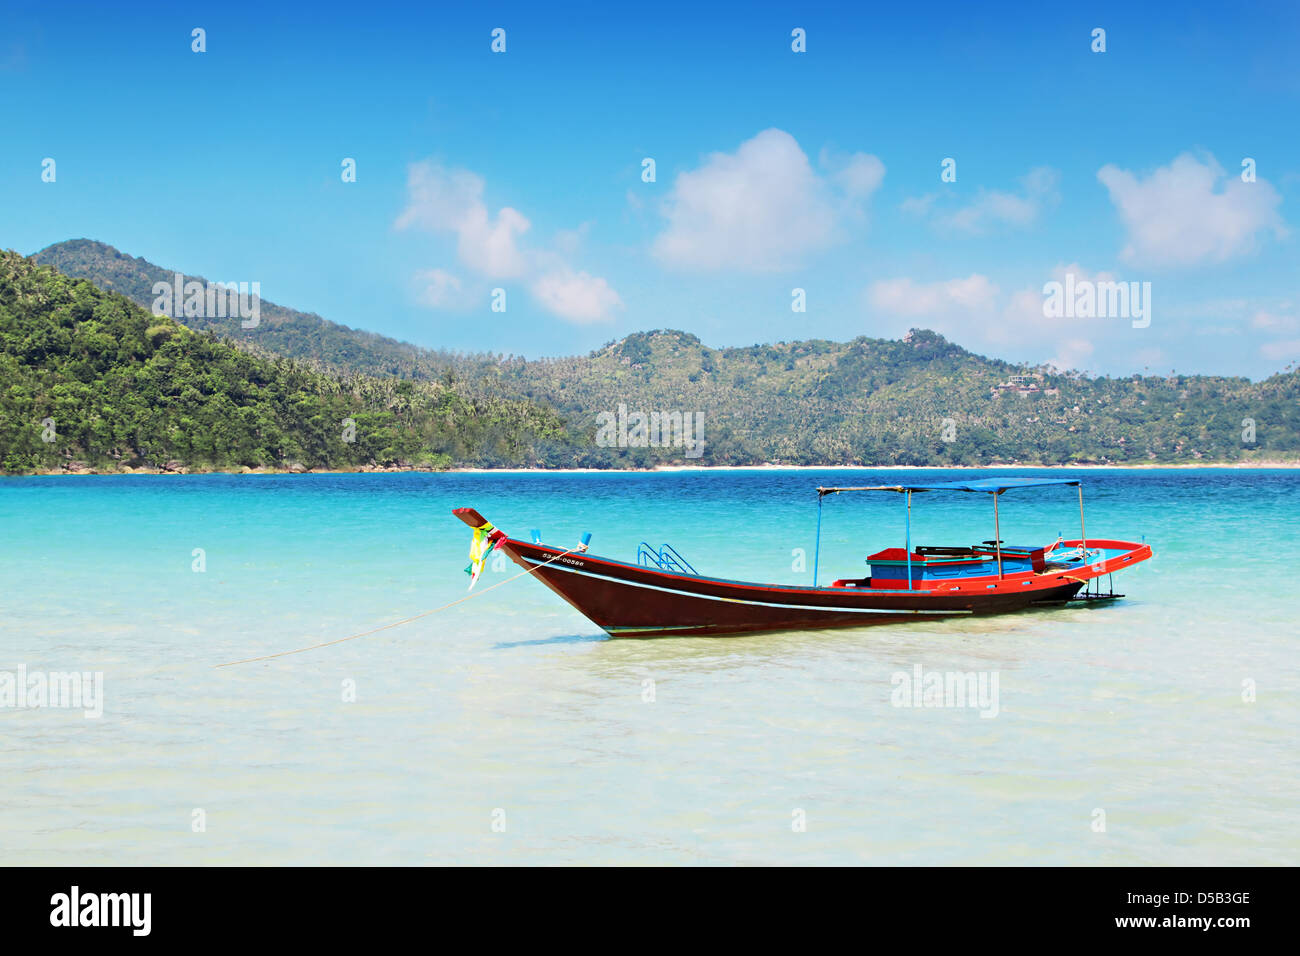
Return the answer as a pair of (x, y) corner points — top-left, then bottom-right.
(637, 542), (699, 576)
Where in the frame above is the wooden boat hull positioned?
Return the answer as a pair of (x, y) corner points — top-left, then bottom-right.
(494, 537), (1150, 638)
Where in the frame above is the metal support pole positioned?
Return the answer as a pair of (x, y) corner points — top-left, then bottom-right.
(813, 493), (823, 587)
(994, 492), (1003, 579)
(905, 490), (913, 591)
(1078, 485), (1087, 558)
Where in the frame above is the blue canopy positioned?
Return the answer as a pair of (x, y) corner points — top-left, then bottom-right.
(818, 477), (1080, 496)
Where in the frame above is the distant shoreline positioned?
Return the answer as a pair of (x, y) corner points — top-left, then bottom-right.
(14, 459), (1300, 477)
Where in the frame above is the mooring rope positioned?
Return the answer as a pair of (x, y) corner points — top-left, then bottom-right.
(214, 547), (578, 668)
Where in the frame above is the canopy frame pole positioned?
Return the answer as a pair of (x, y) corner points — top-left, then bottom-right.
(905, 490), (913, 592)
(1078, 485), (1087, 558)
(993, 491), (1003, 579)
(813, 493), (824, 587)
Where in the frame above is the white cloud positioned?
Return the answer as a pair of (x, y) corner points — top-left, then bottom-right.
(900, 194), (938, 217)
(653, 129), (883, 271)
(1248, 306), (1300, 366)
(414, 268), (468, 309)
(868, 264), (1132, 373)
(396, 159), (620, 322)
(1097, 152), (1286, 267)
(553, 222), (592, 258)
(907, 167), (1060, 235)
(999, 287), (1048, 336)
(457, 206), (530, 278)
(1001, 261), (1118, 334)
(1260, 340), (1300, 362)
(868, 274), (1000, 315)
(416, 270), (462, 308)
(1250, 308), (1298, 333)
(870, 263), (1292, 375)
(1164, 297), (1251, 320)
(1045, 337), (1096, 373)
(1003, 264), (1154, 371)
(531, 270), (623, 324)
(395, 162), (531, 278)
(822, 148), (886, 201)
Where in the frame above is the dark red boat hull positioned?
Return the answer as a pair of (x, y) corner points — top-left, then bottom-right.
(499, 539), (1089, 637)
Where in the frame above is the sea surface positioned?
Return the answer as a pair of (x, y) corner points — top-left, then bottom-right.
(0, 468), (1296, 865)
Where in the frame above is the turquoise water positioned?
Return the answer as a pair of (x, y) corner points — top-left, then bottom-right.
(0, 469), (1296, 865)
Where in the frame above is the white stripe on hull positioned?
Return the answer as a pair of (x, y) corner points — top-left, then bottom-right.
(520, 556), (972, 617)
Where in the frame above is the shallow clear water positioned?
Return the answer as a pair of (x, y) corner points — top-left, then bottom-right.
(0, 469), (1295, 865)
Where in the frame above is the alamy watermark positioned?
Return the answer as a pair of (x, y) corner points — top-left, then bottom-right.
(50, 886), (150, 936)
(152, 273), (261, 329)
(1, 665), (103, 719)
(1043, 273), (1150, 328)
(595, 403), (705, 458)
(891, 664), (999, 718)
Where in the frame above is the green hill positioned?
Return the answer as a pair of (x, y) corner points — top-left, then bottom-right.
(0, 250), (566, 474)
(483, 328), (1300, 466)
(33, 239), (465, 379)
(22, 239), (1300, 469)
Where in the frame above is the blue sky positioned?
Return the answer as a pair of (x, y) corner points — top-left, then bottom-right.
(3, 0), (1297, 377)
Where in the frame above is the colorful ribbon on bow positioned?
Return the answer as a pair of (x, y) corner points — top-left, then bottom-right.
(464, 519), (507, 590)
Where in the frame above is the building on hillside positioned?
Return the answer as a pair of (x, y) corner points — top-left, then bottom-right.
(991, 372), (1058, 397)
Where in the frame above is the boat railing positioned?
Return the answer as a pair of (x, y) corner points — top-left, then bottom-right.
(637, 542), (699, 576)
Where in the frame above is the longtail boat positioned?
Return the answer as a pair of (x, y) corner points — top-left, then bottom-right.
(454, 478), (1152, 638)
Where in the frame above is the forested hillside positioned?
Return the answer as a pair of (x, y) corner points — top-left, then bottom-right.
(482, 329), (1300, 466)
(0, 251), (566, 473)
(33, 239), (466, 379)
(21, 240), (1300, 470)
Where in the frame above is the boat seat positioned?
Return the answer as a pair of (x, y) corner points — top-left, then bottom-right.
(971, 542), (1048, 572)
(916, 546), (979, 557)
